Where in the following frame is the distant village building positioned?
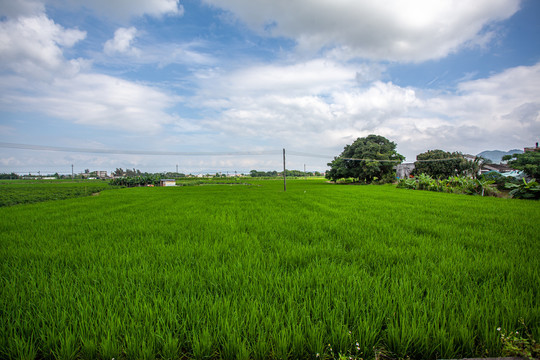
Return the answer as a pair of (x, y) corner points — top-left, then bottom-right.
(481, 163), (512, 175)
(524, 142), (539, 152)
(160, 179), (176, 187)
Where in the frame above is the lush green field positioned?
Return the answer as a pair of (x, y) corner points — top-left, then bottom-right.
(0, 179), (539, 360)
(0, 180), (112, 207)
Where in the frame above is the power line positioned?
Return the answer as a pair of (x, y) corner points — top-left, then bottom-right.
(0, 142), (281, 156)
(0, 142), (474, 163)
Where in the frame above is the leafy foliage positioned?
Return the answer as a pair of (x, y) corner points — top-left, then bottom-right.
(397, 174), (498, 196)
(498, 319), (540, 359)
(109, 174), (164, 187)
(0, 173), (21, 179)
(505, 149), (540, 179)
(326, 135), (404, 183)
(413, 149), (470, 178)
(505, 178), (540, 199)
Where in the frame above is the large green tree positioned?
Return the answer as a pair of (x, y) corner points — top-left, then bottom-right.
(413, 150), (469, 178)
(326, 135), (404, 183)
(504, 149), (540, 179)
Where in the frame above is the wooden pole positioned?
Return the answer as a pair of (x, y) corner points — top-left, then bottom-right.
(283, 148), (286, 192)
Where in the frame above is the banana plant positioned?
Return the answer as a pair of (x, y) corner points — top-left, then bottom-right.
(505, 178), (540, 199)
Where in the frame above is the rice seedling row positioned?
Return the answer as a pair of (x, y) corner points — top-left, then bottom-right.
(0, 180), (538, 359)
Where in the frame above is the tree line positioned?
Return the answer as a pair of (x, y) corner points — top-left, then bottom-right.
(325, 134), (539, 184)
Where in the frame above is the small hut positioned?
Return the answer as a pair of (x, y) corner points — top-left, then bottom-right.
(160, 179), (176, 187)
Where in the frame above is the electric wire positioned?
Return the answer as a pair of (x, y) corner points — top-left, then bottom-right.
(0, 142), (281, 156)
(0, 142), (473, 163)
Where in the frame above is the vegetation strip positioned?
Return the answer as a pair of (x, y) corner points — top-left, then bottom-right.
(0, 180), (113, 207)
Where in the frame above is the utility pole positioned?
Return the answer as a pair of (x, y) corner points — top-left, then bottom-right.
(176, 164), (178, 173)
(71, 164), (74, 179)
(283, 148), (286, 192)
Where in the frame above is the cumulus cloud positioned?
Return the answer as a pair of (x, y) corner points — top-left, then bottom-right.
(1, 0), (183, 21)
(0, 11), (182, 134)
(202, 0), (520, 61)
(104, 27), (140, 56)
(51, 0), (183, 20)
(200, 59), (357, 97)
(0, 14), (87, 79)
(190, 59), (540, 161)
(1, 67), (180, 134)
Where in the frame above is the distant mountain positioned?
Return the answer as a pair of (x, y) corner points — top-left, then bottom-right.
(476, 149), (523, 163)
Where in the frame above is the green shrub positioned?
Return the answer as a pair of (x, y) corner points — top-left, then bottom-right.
(505, 178), (540, 199)
(397, 174), (499, 197)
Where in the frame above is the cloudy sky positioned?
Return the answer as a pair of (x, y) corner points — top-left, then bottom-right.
(1, 0), (539, 175)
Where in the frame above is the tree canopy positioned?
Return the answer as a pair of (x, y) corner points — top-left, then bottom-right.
(413, 150), (470, 178)
(326, 135), (404, 183)
(505, 149), (540, 179)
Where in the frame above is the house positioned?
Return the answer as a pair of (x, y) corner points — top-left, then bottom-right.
(160, 179), (176, 187)
(481, 163), (524, 179)
(395, 163), (415, 179)
(481, 163), (512, 174)
(524, 142), (539, 152)
(96, 171), (108, 178)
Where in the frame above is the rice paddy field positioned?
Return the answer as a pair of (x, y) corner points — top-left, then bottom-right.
(0, 179), (539, 360)
(0, 180), (112, 207)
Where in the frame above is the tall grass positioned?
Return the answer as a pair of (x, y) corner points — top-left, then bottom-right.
(0, 180), (538, 359)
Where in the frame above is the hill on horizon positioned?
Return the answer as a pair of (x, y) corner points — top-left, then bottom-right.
(477, 149), (523, 163)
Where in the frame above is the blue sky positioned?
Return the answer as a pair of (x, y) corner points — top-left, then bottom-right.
(1, 0), (539, 175)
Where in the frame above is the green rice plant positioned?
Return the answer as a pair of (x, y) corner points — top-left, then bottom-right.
(160, 333), (180, 360)
(0, 180), (113, 206)
(0, 180), (538, 359)
(52, 330), (78, 360)
(235, 340), (251, 360)
(252, 332), (272, 360)
(79, 337), (97, 360)
(272, 328), (291, 360)
(100, 331), (120, 360)
(191, 328), (215, 360)
(8, 335), (38, 360)
(39, 327), (60, 360)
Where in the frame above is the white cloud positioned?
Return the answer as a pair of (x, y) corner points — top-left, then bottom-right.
(189, 59), (540, 161)
(1, 0), (184, 21)
(0, 12), (182, 134)
(48, 0), (183, 20)
(2, 72), (180, 133)
(99, 39), (215, 67)
(104, 27), (140, 56)
(0, 14), (87, 79)
(202, 0), (520, 61)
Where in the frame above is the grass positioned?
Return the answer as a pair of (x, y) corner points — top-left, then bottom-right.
(0, 179), (539, 359)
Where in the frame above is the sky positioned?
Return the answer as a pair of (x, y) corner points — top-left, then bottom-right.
(1, 0), (539, 175)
